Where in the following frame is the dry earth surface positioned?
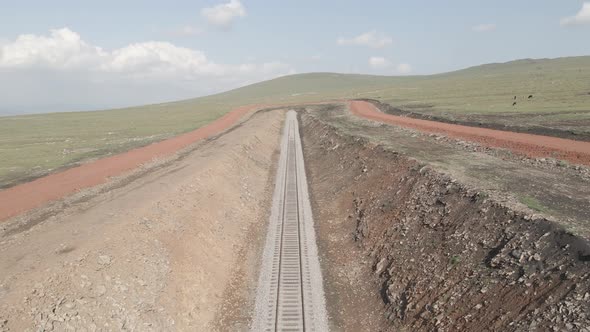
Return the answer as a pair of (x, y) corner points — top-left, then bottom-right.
(0, 109), (285, 331)
(1, 101), (590, 332)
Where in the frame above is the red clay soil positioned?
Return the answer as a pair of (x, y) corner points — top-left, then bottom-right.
(0, 104), (261, 222)
(350, 100), (590, 166)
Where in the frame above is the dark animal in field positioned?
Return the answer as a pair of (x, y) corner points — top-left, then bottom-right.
(514, 96), (517, 100)
(512, 102), (517, 106)
(528, 95), (533, 99)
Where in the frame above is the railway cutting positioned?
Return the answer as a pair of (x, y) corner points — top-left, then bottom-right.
(251, 111), (329, 332)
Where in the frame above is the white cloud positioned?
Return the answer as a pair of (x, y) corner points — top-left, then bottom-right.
(0, 28), (107, 69)
(338, 31), (392, 49)
(368, 56), (390, 69)
(0, 28), (292, 79)
(396, 63), (412, 74)
(561, 2), (590, 26)
(102, 42), (214, 77)
(201, 0), (246, 29)
(0, 28), (295, 113)
(472, 23), (497, 32)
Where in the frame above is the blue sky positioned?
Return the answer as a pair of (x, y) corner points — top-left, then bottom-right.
(1, 1), (589, 114)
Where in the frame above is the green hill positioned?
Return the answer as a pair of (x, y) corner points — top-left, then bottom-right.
(1, 56), (589, 188)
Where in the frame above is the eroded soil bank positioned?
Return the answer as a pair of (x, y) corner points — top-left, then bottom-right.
(359, 99), (590, 142)
(301, 112), (590, 331)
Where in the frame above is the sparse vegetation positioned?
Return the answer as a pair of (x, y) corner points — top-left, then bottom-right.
(519, 195), (549, 213)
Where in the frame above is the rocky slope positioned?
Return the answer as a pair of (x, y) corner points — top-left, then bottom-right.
(301, 111), (590, 331)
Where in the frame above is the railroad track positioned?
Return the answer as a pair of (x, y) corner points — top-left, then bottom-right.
(252, 111), (328, 332)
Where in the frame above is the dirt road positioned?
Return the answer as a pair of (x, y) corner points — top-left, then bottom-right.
(0, 104), (262, 222)
(0, 110), (285, 331)
(349, 100), (590, 166)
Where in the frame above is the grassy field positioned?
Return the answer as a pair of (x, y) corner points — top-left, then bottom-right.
(217, 56), (590, 131)
(1, 56), (589, 188)
(0, 101), (228, 188)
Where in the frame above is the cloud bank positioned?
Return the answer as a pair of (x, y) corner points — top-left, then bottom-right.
(0, 28), (294, 113)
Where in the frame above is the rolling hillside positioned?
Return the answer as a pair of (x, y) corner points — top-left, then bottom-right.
(1, 56), (589, 188)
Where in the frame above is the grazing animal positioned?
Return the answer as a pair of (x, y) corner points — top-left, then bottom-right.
(512, 101), (517, 106)
(514, 96), (517, 100)
(528, 95), (533, 99)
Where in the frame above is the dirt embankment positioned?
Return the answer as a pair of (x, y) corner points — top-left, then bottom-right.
(0, 110), (285, 331)
(349, 100), (590, 167)
(358, 99), (590, 142)
(301, 112), (590, 331)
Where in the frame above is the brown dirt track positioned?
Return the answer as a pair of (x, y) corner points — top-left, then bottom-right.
(349, 100), (590, 166)
(3, 99), (590, 224)
(0, 104), (260, 222)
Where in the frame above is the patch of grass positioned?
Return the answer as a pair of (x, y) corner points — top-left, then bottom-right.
(519, 195), (550, 213)
(450, 255), (461, 265)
